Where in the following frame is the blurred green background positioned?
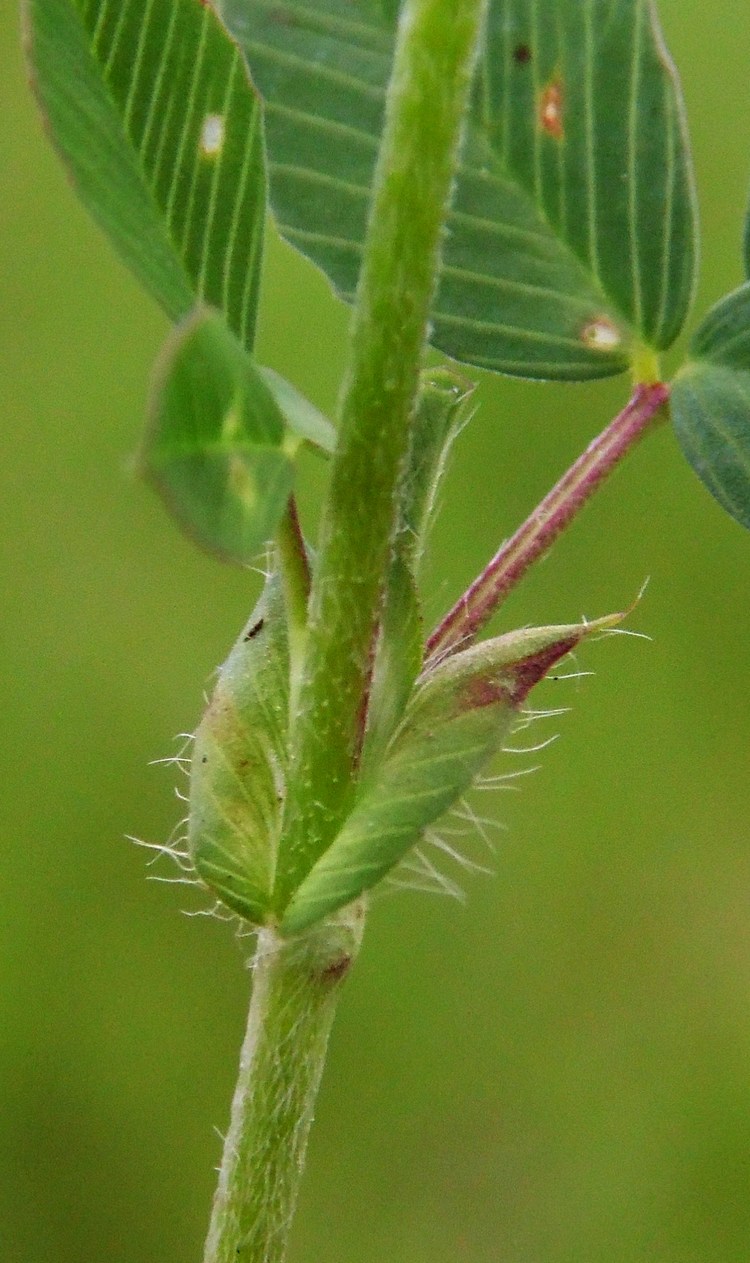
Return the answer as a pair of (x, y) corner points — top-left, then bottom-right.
(2, 4), (750, 1260)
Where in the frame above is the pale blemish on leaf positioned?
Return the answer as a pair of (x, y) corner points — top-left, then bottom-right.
(580, 317), (622, 352)
(539, 80), (564, 139)
(228, 455), (257, 509)
(200, 113), (225, 157)
(221, 402), (243, 441)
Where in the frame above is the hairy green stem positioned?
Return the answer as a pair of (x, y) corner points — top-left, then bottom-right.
(426, 382), (671, 660)
(204, 6), (487, 1255)
(275, 0), (489, 909)
(202, 906), (364, 1263)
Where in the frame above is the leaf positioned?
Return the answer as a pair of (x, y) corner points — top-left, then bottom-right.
(25, 0), (266, 349)
(220, 0), (696, 381)
(281, 613), (622, 934)
(259, 366), (337, 455)
(189, 576), (289, 925)
(141, 308), (295, 563)
(671, 284), (750, 530)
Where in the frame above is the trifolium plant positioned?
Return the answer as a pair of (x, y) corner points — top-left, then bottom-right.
(24, 0), (750, 1258)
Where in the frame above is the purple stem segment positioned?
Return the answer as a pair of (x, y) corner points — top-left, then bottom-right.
(426, 382), (670, 661)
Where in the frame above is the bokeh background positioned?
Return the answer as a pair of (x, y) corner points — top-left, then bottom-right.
(2, 3), (750, 1260)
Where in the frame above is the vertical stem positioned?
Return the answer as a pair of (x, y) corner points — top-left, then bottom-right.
(276, 0), (489, 908)
(203, 906), (364, 1263)
(205, 6), (486, 1255)
(426, 382), (670, 660)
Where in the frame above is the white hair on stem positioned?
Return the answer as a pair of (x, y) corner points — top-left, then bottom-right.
(451, 796), (507, 847)
(548, 669), (594, 683)
(475, 764), (541, 791)
(425, 828), (494, 876)
(593, 626), (652, 643)
(518, 705), (571, 723)
(386, 847), (466, 902)
(126, 834), (191, 872)
(502, 733), (560, 755)
(147, 872), (201, 887)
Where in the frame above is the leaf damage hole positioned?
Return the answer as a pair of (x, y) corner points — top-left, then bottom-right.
(200, 113), (225, 158)
(539, 80), (564, 139)
(580, 316), (622, 352)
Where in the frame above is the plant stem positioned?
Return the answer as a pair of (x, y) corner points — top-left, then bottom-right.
(202, 905), (364, 1263)
(275, 0), (489, 909)
(426, 382), (670, 660)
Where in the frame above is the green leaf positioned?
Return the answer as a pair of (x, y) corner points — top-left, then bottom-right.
(281, 613), (621, 934)
(141, 309), (295, 563)
(189, 576), (289, 925)
(671, 284), (750, 531)
(221, 0), (696, 381)
(25, 0), (266, 348)
(259, 367), (337, 455)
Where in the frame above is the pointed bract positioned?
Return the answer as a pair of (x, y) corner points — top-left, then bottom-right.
(281, 613), (623, 933)
(188, 577), (290, 925)
(363, 369), (473, 772)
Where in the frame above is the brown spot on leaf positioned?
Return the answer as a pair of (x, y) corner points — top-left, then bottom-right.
(539, 79), (564, 139)
(514, 44), (532, 65)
